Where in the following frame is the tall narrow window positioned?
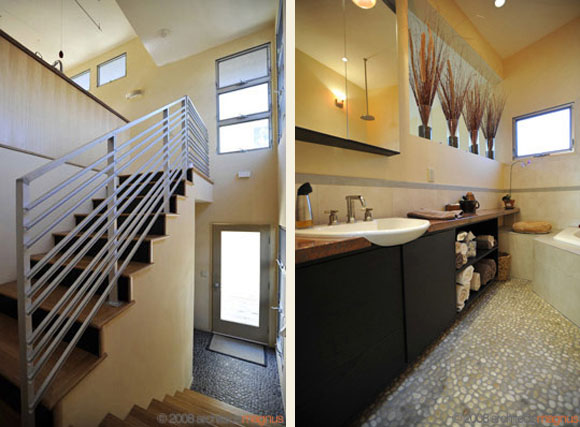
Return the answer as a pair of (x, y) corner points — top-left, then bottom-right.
(216, 44), (272, 154)
(513, 103), (574, 158)
(97, 53), (127, 87)
(71, 70), (90, 91)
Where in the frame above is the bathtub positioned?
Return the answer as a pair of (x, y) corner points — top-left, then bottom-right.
(554, 227), (580, 248)
(533, 229), (580, 328)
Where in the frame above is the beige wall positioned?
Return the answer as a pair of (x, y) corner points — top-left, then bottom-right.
(497, 18), (580, 229)
(0, 36), (125, 159)
(57, 183), (196, 427)
(67, 28), (279, 340)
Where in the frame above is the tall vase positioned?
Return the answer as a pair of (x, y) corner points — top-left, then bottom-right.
(469, 129), (479, 154)
(447, 119), (458, 148)
(418, 105), (432, 140)
(486, 138), (495, 159)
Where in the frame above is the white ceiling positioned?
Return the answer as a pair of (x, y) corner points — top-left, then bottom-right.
(0, 0), (136, 69)
(296, 0), (398, 90)
(116, 0), (277, 66)
(455, 0), (580, 59)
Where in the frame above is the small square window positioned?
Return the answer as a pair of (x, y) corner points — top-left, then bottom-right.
(219, 119), (270, 153)
(514, 104), (574, 158)
(71, 70), (90, 91)
(98, 53), (126, 87)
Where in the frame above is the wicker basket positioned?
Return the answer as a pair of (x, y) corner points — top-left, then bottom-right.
(498, 252), (511, 281)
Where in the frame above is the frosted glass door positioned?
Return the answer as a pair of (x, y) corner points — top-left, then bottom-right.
(212, 225), (270, 343)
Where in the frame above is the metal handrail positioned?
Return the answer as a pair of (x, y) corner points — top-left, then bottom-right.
(15, 96), (209, 426)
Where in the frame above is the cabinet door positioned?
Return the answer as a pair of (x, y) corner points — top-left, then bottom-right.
(403, 230), (456, 362)
(296, 247), (405, 426)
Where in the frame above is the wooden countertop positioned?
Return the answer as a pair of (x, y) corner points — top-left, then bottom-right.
(296, 208), (519, 264)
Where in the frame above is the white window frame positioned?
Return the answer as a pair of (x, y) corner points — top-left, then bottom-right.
(216, 43), (272, 154)
(71, 69), (90, 91)
(97, 53), (127, 87)
(512, 102), (575, 159)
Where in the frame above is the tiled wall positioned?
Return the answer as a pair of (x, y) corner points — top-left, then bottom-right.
(512, 190), (580, 230)
(296, 177), (504, 226)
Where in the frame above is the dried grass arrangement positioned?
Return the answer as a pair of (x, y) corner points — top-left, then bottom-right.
(463, 79), (488, 154)
(482, 89), (506, 159)
(437, 58), (470, 148)
(409, 21), (446, 139)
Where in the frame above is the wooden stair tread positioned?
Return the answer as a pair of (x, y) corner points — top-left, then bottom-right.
(100, 413), (127, 427)
(30, 253), (153, 278)
(0, 312), (106, 409)
(0, 281), (133, 329)
(52, 231), (169, 243)
(0, 397), (19, 427)
(176, 390), (255, 419)
(164, 395), (240, 427)
(123, 414), (150, 427)
(128, 406), (162, 426)
(148, 399), (216, 427)
(93, 194), (186, 203)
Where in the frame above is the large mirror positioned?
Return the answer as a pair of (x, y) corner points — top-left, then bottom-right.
(296, 0), (400, 154)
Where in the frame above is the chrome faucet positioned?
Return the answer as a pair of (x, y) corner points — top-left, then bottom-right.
(345, 195), (366, 223)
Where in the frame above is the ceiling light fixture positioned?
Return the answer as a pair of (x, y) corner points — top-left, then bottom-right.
(494, 0), (506, 8)
(352, 0), (377, 9)
(341, 57), (348, 62)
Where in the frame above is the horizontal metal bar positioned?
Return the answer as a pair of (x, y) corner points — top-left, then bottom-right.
(20, 98), (188, 184)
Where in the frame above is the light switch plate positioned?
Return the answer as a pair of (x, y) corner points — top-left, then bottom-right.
(237, 170), (252, 178)
(427, 168), (435, 182)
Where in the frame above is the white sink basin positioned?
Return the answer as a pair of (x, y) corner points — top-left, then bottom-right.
(296, 218), (430, 247)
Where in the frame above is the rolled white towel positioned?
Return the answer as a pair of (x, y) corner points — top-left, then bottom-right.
(467, 241), (477, 257)
(470, 272), (481, 291)
(456, 265), (474, 286)
(456, 283), (470, 311)
(466, 231), (476, 242)
(456, 242), (468, 255)
(457, 231), (468, 242)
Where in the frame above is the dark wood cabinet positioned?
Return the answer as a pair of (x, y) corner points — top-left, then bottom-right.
(402, 230), (456, 362)
(296, 247), (406, 426)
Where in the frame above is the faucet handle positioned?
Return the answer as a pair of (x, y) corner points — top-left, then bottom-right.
(324, 209), (339, 225)
(363, 207), (373, 222)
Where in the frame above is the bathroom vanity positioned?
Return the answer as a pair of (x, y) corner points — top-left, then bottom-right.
(296, 208), (519, 426)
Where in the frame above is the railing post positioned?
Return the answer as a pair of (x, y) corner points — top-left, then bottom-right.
(181, 98), (188, 180)
(16, 178), (35, 427)
(106, 136), (121, 307)
(163, 107), (170, 213)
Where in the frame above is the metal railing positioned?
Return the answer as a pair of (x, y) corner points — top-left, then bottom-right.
(15, 96), (208, 426)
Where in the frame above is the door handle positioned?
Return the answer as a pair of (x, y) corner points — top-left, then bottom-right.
(214, 282), (220, 289)
(271, 305), (283, 311)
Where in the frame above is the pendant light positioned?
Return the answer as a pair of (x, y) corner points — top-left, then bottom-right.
(360, 58), (375, 121)
(352, 0), (377, 9)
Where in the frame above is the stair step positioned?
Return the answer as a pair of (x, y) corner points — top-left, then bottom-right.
(124, 414), (151, 426)
(30, 253), (152, 302)
(92, 195), (183, 215)
(147, 399), (215, 427)
(0, 312), (106, 409)
(52, 232), (168, 264)
(164, 395), (240, 427)
(99, 413), (126, 427)
(74, 213), (177, 237)
(119, 180), (187, 198)
(0, 281), (133, 330)
(127, 405), (162, 426)
(174, 390), (272, 426)
(0, 397), (19, 427)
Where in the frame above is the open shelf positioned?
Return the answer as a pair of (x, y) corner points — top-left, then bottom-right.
(459, 277), (498, 313)
(456, 246), (498, 272)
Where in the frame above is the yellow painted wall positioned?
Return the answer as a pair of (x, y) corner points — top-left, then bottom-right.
(0, 36), (125, 160)
(496, 18), (580, 229)
(67, 27), (279, 340)
(296, 0), (504, 192)
(56, 183), (196, 427)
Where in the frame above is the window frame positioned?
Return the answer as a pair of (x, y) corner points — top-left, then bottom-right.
(215, 43), (272, 155)
(97, 53), (127, 87)
(70, 69), (91, 91)
(512, 102), (575, 159)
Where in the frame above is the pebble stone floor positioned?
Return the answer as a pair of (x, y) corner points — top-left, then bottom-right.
(355, 279), (580, 427)
(190, 330), (285, 418)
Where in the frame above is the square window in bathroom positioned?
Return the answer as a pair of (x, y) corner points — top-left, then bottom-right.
(216, 44), (272, 154)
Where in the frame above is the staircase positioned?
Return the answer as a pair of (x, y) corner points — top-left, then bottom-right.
(1, 96), (210, 426)
(99, 389), (280, 427)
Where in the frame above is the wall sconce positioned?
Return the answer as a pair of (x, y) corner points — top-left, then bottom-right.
(126, 89), (144, 100)
(332, 89), (346, 109)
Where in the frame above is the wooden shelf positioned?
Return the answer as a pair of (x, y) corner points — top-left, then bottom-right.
(456, 246), (498, 272)
(296, 127), (400, 157)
